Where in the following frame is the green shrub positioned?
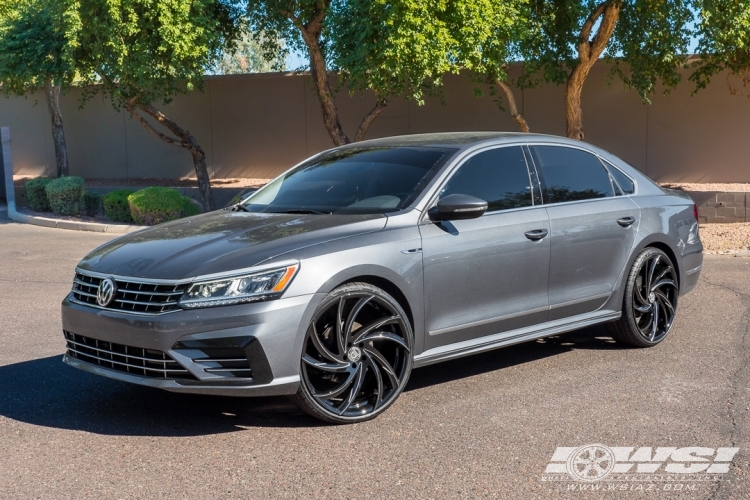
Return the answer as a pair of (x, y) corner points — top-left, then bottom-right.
(25, 177), (53, 212)
(45, 176), (85, 216)
(82, 191), (102, 217)
(180, 196), (201, 217)
(103, 189), (135, 222)
(128, 187), (191, 225)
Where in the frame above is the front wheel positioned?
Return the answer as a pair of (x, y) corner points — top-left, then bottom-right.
(607, 247), (679, 347)
(291, 283), (413, 424)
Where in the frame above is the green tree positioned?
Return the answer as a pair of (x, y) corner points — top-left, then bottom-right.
(446, 0), (532, 131)
(72, 0), (240, 211)
(521, 0), (694, 140)
(0, 0), (76, 177)
(212, 30), (287, 75)
(246, 0), (488, 145)
(691, 0), (750, 97)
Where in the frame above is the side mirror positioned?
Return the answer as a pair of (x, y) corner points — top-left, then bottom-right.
(428, 194), (488, 222)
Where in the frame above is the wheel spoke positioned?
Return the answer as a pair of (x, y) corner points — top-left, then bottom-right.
(633, 301), (652, 313)
(364, 346), (399, 388)
(302, 354), (349, 372)
(649, 302), (659, 341)
(343, 296), (372, 348)
(655, 292), (675, 327)
(351, 315), (401, 344)
(647, 255), (660, 291)
(652, 266), (671, 284)
(651, 279), (676, 292)
(366, 352), (384, 409)
(309, 322), (341, 362)
(335, 296), (346, 356)
(337, 363), (366, 415)
(358, 331), (411, 352)
(312, 367), (357, 399)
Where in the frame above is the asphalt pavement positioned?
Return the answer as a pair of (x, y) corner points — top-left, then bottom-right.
(0, 213), (748, 499)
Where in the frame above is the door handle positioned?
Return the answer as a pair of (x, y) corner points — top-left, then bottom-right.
(617, 216), (636, 227)
(524, 229), (549, 241)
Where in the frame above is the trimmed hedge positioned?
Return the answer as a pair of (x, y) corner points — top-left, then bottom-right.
(103, 189), (135, 222)
(82, 191), (102, 217)
(45, 176), (85, 216)
(128, 187), (199, 225)
(181, 196), (201, 217)
(25, 177), (53, 212)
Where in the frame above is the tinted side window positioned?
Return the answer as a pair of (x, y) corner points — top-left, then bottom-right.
(603, 160), (636, 194)
(440, 147), (532, 211)
(530, 146), (614, 203)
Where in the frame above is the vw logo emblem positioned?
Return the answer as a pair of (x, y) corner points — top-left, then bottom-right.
(97, 277), (117, 307)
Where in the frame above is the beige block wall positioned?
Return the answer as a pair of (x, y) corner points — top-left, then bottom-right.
(2, 63), (750, 182)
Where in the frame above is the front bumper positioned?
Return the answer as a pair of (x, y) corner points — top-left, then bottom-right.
(61, 292), (323, 396)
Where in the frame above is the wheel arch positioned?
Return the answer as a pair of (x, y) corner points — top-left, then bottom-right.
(315, 265), (419, 335)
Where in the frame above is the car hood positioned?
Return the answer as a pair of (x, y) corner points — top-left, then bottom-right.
(78, 210), (386, 280)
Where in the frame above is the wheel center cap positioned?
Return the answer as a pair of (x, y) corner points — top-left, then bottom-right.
(648, 292), (656, 303)
(347, 347), (361, 362)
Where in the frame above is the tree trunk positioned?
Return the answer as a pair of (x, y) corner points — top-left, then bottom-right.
(354, 98), (387, 142)
(126, 101), (216, 211)
(44, 78), (69, 177)
(496, 80), (530, 132)
(565, 0), (621, 140)
(299, 28), (350, 146)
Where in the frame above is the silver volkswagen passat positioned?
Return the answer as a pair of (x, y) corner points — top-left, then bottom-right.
(61, 132), (703, 423)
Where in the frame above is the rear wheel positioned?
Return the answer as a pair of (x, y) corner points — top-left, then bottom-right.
(291, 283), (413, 424)
(607, 247), (679, 347)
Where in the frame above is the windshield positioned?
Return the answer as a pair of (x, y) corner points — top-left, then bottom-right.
(240, 146), (457, 214)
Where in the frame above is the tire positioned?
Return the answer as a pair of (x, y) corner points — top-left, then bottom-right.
(606, 247), (679, 347)
(290, 282), (414, 424)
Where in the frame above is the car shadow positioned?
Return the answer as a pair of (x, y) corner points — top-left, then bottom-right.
(0, 325), (625, 435)
(406, 324), (625, 391)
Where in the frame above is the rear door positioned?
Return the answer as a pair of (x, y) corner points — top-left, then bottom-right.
(527, 145), (640, 320)
(419, 145), (551, 350)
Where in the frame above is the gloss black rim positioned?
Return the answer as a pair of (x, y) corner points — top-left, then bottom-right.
(301, 292), (412, 418)
(632, 253), (678, 343)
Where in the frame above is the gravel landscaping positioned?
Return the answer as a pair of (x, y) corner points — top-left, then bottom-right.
(699, 222), (750, 254)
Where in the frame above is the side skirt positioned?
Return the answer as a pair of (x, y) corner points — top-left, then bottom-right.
(412, 310), (621, 368)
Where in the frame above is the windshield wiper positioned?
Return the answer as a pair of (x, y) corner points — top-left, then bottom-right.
(233, 204), (250, 212)
(271, 209), (332, 215)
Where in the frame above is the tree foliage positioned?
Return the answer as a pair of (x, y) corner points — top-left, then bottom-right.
(211, 29), (287, 75)
(0, 0), (78, 176)
(0, 0), (76, 94)
(691, 0), (750, 94)
(520, 0), (694, 139)
(72, 0), (242, 210)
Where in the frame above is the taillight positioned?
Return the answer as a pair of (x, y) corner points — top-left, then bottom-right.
(693, 203), (699, 221)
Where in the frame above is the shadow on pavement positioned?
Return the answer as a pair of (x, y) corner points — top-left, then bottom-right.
(0, 325), (624, 435)
(406, 324), (625, 391)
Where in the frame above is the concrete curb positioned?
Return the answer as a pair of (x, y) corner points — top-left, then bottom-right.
(7, 204), (145, 234)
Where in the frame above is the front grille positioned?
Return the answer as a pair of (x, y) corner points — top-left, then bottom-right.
(64, 331), (195, 380)
(71, 272), (188, 314)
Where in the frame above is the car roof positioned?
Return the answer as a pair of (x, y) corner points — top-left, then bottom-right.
(344, 132), (581, 151)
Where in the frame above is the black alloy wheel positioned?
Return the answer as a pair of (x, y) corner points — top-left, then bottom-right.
(607, 247), (679, 347)
(291, 283), (413, 423)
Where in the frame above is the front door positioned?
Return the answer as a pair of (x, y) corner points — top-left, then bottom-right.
(420, 146), (551, 350)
